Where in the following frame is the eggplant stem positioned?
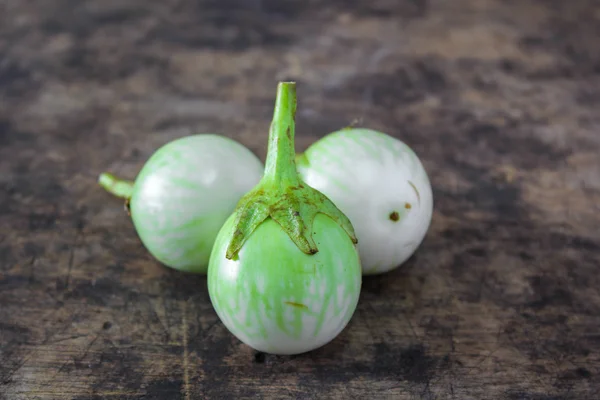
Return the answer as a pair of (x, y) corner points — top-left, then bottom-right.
(98, 172), (134, 200)
(262, 82), (300, 186)
(224, 82), (358, 260)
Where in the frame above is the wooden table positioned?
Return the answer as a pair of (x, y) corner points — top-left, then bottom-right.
(1, 1), (599, 398)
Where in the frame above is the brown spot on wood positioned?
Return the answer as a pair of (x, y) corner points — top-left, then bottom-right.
(493, 165), (517, 183)
(284, 301), (308, 310)
(389, 211), (400, 221)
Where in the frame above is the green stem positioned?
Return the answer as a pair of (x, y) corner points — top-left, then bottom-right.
(98, 172), (134, 199)
(223, 81), (357, 259)
(262, 82), (300, 187)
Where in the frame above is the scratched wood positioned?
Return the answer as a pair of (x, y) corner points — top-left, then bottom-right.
(1, 0), (600, 399)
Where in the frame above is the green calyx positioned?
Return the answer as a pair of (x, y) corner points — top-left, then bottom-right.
(225, 82), (358, 260)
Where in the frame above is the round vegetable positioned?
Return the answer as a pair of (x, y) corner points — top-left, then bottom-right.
(208, 82), (362, 355)
(296, 128), (433, 275)
(98, 134), (264, 274)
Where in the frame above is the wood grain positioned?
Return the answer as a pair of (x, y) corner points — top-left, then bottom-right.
(1, 0), (599, 398)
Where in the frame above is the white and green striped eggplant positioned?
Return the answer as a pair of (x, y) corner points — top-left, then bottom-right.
(208, 82), (362, 355)
(98, 134), (264, 274)
(296, 128), (433, 275)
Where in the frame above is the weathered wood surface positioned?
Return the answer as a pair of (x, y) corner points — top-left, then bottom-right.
(1, 0), (600, 399)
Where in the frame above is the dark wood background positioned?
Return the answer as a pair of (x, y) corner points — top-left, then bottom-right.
(1, 0), (599, 399)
